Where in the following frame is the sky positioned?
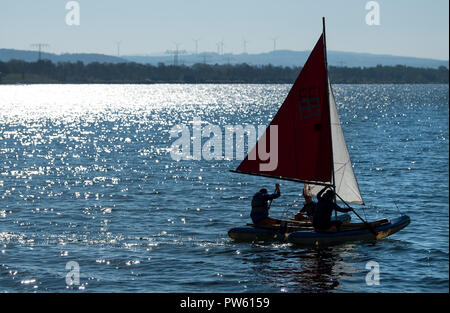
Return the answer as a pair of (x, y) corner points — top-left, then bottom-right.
(0, 0), (448, 60)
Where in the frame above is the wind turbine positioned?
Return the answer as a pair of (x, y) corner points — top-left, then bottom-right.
(271, 36), (279, 52)
(192, 38), (201, 55)
(242, 38), (249, 54)
(216, 39), (224, 55)
(116, 41), (122, 57)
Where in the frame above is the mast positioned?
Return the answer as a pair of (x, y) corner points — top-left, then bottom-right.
(322, 17), (337, 209)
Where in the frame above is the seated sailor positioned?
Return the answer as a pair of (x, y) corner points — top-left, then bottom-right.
(312, 186), (351, 231)
(250, 183), (281, 226)
(294, 184), (317, 221)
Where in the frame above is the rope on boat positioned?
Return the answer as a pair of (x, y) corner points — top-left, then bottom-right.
(393, 200), (404, 215)
(281, 193), (302, 219)
(362, 205), (369, 220)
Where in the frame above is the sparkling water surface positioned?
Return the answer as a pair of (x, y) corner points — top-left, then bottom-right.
(0, 84), (448, 292)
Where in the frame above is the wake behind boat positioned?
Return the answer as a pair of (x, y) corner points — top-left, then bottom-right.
(228, 18), (410, 246)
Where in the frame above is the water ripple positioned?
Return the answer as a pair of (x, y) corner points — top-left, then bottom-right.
(0, 84), (447, 292)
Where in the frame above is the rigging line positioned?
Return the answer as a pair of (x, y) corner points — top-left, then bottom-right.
(361, 202), (368, 220)
(335, 164), (346, 194)
(281, 192), (302, 219)
(393, 200), (403, 215)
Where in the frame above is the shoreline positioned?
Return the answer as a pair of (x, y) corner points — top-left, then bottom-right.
(1, 61), (448, 85)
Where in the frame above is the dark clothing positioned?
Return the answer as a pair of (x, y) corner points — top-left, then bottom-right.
(312, 187), (351, 230)
(300, 202), (317, 217)
(251, 191), (281, 223)
(294, 201), (317, 221)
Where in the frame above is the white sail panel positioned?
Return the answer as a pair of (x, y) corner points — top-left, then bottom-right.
(309, 82), (364, 205)
(329, 82), (364, 204)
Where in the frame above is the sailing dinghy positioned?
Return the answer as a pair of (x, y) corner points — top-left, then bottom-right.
(228, 18), (410, 245)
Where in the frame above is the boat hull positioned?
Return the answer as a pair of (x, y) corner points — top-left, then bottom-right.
(228, 214), (351, 242)
(228, 226), (285, 242)
(287, 215), (410, 246)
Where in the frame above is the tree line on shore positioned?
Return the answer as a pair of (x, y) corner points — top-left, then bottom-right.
(0, 59), (448, 84)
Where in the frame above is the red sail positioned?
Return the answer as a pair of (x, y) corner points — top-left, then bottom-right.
(235, 34), (332, 183)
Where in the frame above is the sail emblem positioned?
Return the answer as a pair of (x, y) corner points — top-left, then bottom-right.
(299, 87), (321, 120)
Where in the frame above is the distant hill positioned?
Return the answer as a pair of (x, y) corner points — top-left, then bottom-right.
(125, 50), (449, 68)
(1, 48), (448, 69)
(0, 49), (127, 64)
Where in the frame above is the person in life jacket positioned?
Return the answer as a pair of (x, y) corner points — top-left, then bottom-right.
(250, 183), (281, 226)
(312, 186), (351, 231)
(294, 184), (317, 221)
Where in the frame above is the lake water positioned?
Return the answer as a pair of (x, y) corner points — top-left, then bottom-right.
(0, 84), (448, 292)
